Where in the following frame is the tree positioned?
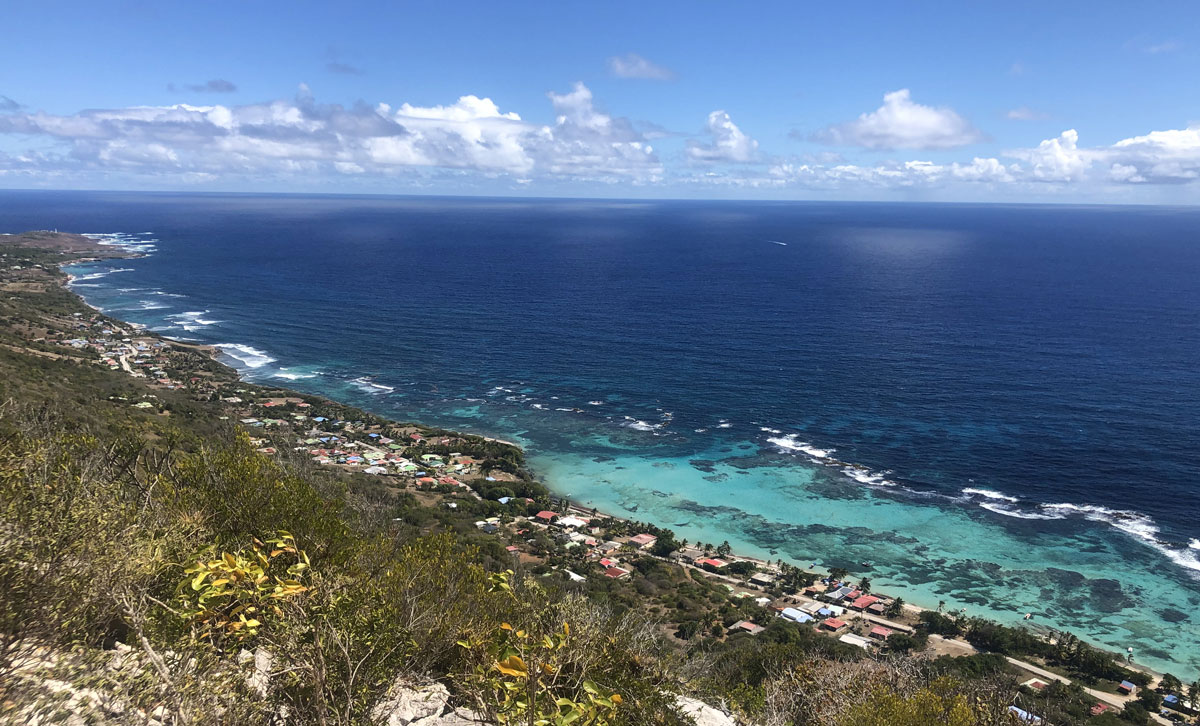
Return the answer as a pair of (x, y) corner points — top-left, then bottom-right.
(886, 598), (905, 618)
(917, 611), (962, 638)
(715, 541), (732, 557)
(858, 577), (871, 594)
(1160, 672), (1183, 695)
(834, 678), (979, 726)
(1135, 687), (1163, 712)
(1187, 681), (1200, 709)
(828, 567), (849, 582)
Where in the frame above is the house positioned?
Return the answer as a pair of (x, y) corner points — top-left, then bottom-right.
(629, 533), (658, 549)
(1021, 679), (1048, 691)
(1117, 681), (1136, 695)
(535, 510), (559, 523)
(596, 541), (622, 554)
(556, 516), (588, 529)
(697, 558), (728, 569)
(731, 620), (765, 635)
(564, 570), (586, 583)
(826, 586), (854, 601)
(779, 607), (814, 624)
(1089, 704), (1110, 716)
(838, 633), (873, 650)
(868, 626), (893, 641)
(850, 595), (880, 611)
(672, 546), (705, 563)
(820, 618), (847, 632)
(749, 572), (776, 588)
(604, 567), (630, 579)
(866, 601), (889, 616)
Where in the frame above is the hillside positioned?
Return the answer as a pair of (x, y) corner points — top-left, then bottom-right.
(0, 232), (1193, 726)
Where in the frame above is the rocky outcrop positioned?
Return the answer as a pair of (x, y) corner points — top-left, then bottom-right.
(370, 680), (489, 725)
(675, 695), (739, 726)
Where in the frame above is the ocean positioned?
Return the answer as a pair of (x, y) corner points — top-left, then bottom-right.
(3, 190), (1198, 675)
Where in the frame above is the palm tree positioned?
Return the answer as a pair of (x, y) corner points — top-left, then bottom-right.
(937, 600), (946, 613)
(1187, 681), (1199, 709)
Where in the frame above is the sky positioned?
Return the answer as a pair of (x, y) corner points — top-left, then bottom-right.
(1, 1), (1199, 202)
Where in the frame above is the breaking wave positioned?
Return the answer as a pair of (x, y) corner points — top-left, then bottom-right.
(213, 343), (276, 369)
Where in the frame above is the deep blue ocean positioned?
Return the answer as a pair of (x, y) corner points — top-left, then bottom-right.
(3, 190), (1199, 674)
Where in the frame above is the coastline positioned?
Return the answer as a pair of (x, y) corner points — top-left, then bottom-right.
(47, 249), (1176, 685)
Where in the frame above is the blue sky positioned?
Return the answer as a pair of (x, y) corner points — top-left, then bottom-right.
(1, 1), (1198, 202)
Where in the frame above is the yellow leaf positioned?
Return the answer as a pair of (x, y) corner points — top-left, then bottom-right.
(611, 694), (622, 705)
(495, 655), (528, 678)
(500, 622), (513, 631)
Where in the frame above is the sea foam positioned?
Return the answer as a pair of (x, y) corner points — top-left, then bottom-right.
(214, 343), (276, 369)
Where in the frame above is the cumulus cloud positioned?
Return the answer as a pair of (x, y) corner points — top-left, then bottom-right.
(172, 79), (238, 94)
(1006, 129), (1092, 181)
(1002, 125), (1200, 184)
(815, 89), (983, 150)
(5, 81), (1200, 195)
(0, 82), (660, 184)
(686, 110), (759, 163)
(607, 53), (675, 80)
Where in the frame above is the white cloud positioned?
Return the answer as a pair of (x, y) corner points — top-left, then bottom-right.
(1006, 106), (1048, 121)
(1107, 125), (1200, 182)
(4, 83), (1200, 197)
(815, 89), (983, 150)
(1001, 125), (1200, 184)
(607, 53), (675, 80)
(0, 83), (660, 183)
(686, 110), (759, 163)
(1006, 129), (1092, 181)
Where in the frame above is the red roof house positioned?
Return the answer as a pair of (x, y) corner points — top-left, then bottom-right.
(629, 533), (658, 548)
(535, 510), (559, 522)
(821, 618), (847, 631)
(868, 626), (893, 640)
(851, 595), (880, 610)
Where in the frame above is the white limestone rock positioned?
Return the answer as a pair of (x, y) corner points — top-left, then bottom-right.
(675, 695), (738, 726)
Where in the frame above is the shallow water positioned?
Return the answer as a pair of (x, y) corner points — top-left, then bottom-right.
(4, 190), (1199, 675)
